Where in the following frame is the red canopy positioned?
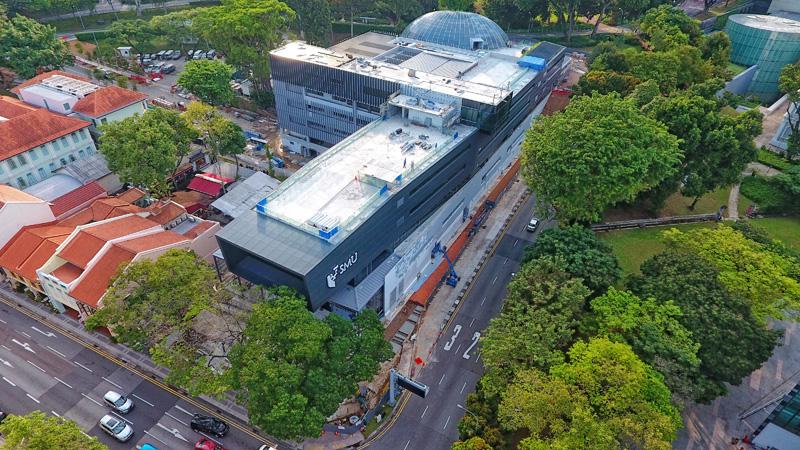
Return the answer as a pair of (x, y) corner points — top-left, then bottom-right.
(187, 176), (223, 197)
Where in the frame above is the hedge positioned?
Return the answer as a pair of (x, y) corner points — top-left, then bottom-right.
(758, 148), (798, 172)
(740, 175), (797, 214)
(75, 30), (113, 42)
(331, 21), (397, 35)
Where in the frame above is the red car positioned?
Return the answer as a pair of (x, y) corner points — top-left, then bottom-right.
(195, 437), (226, 450)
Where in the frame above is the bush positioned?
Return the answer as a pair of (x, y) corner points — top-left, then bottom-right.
(740, 176), (795, 213)
(75, 30), (112, 42)
(758, 148), (798, 171)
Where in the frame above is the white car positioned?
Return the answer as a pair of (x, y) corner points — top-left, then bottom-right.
(99, 414), (133, 442)
(526, 217), (539, 232)
(103, 390), (134, 414)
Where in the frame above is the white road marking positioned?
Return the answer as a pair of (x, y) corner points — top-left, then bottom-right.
(26, 393), (40, 404)
(31, 326), (55, 338)
(443, 415), (451, 429)
(174, 405), (194, 416)
(476, 352), (482, 363)
(469, 317), (475, 327)
(403, 440), (411, 450)
(0, 357), (13, 368)
(3, 376), (16, 386)
(143, 430), (169, 446)
(12, 339), (35, 353)
(19, 331), (32, 338)
(491, 276), (498, 285)
(51, 411), (61, 417)
(54, 377), (73, 389)
(74, 361), (93, 372)
(439, 374), (446, 385)
(81, 393), (103, 407)
(503, 258), (508, 265)
(420, 405), (429, 418)
(460, 381), (467, 394)
(156, 423), (189, 442)
(1, 344), (10, 351)
(0, 318), (6, 324)
(132, 393), (155, 407)
(463, 332), (481, 360)
(480, 296), (486, 306)
(111, 411), (133, 425)
(443, 325), (462, 351)
(102, 376), (124, 390)
(46, 346), (67, 358)
(165, 411), (189, 426)
(513, 239), (519, 247)
(81, 431), (91, 439)
(26, 360), (46, 373)
(454, 343), (461, 354)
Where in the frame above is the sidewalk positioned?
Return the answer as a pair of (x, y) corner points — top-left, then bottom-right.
(0, 285), (251, 425)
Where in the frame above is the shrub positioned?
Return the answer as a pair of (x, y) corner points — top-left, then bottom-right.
(740, 176), (795, 213)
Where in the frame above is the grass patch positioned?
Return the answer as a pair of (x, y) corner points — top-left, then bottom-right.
(44, 2), (218, 33)
(758, 148), (798, 171)
(727, 62), (747, 76)
(660, 187), (729, 217)
(751, 217), (800, 250)
(598, 222), (714, 275)
(362, 404), (394, 437)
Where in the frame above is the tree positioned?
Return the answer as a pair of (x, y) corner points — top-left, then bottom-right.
(588, 287), (701, 397)
(779, 61), (800, 161)
(330, 0), (372, 37)
(0, 14), (74, 78)
(452, 437), (493, 450)
(522, 224), (621, 293)
(520, 93), (681, 223)
(178, 60), (236, 105)
(639, 4), (702, 51)
(285, 0), (332, 46)
(439, 0), (474, 10)
(194, 0), (294, 100)
(476, 0), (522, 31)
(150, 9), (204, 49)
(107, 19), (156, 65)
(573, 70), (641, 97)
(663, 225), (800, 323)
(0, 411), (107, 450)
(629, 79), (660, 106)
(644, 92), (761, 208)
(183, 102), (246, 177)
(701, 31), (731, 75)
(481, 258), (590, 388)
(629, 250), (783, 402)
(85, 249), (221, 350)
(227, 289), (392, 439)
(98, 108), (198, 195)
(625, 46), (710, 92)
(500, 338), (681, 450)
(377, 0), (422, 27)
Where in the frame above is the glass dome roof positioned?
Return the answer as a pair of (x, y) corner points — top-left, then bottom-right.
(400, 11), (509, 51)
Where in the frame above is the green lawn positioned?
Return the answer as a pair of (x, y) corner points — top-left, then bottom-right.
(598, 223), (714, 275)
(751, 217), (800, 250)
(660, 187), (730, 217)
(727, 62), (747, 76)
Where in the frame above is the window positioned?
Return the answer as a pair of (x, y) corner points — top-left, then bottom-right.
(38, 168), (47, 179)
(16, 177), (26, 188)
(17, 154), (27, 166)
(86, 146), (94, 155)
(100, 117), (108, 125)
(78, 149), (86, 159)
(63, 102), (71, 111)
(26, 173), (36, 185)
(40, 145), (49, 156)
(60, 137), (68, 147)
(51, 139), (60, 151)
(71, 132), (79, 144)
(30, 149), (39, 161)
(49, 162), (57, 172)
(60, 158), (67, 166)
(68, 154), (76, 162)
(7, 158), (17, 170)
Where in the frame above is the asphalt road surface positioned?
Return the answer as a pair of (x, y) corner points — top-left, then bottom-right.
(0, 299), (274, 450)
(368, 193), (552, 450)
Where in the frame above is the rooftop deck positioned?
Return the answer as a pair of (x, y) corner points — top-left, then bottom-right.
(261, 114), (475, 241)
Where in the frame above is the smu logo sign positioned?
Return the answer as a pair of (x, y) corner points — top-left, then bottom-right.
(326, 252), (358, 288)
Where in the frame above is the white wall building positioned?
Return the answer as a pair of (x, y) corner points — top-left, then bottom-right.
(0, 185), (56, 249)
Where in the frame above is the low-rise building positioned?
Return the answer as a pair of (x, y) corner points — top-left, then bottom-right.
(0, 96), (97, 190)
(0, 185), (56, 248)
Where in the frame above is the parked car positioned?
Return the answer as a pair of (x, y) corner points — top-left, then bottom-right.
(193, 51), (206, 60)
(161, 64), (176, 74)
(206, 49), (217, 59)
(190, 414), (229, 437)
(171, 49), (182, 60)
(0, 409), (6, 423)
(257, 446), (278, 450)
(103, 391), (134, 414)
(163, 50), (174, 59)
(526, 217), (539, 232)
(156, 50), (167, 59)
(187, 49), (195, 58)
(141, 57), (153, 66)
(195, 437), (226, 450)
(99, 415), (134, 442)
(141, 444), (159, 450)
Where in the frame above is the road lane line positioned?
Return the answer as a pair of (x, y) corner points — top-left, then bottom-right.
(513, 239), (519, 247)
(74, 361), (93, 372)
(443, 415), (451, 429)
(469, 318), (475, 327)
(26, 393), (40, 404)
(175, 405), (194, 416)
(165, 411), (189, 426)
(51, 411), (60, 417)
(439, 374), (446, 385)
(460, 381), (467, 394)
(420, 405), (428, 418)
(503, 258), (508, 265)
(1, 344), (10, 351)
(454, 343), (461, 354)
(476, 352), (481, 363)
(46, 345), (67, 358)
(0, 357), (13, 368)
(3, 376), (16, 386)
(81, 393), (103, 407)
(102, 376), (124, 390)
(403, 440), (411, 450)
(111, 411), (133, 425)
(132, 393), (155, 407)
(54, 377), (73, 389)
(143, 430), (169, 446)
(0, 318), (6, 324)
(31, 326), (55, 338)
(491, 276), (497, 285)
(19, 331), (32, 338)
(480, 296), (486, 306)
(156, 422), (189, 442)
(26, 360), (46, 373)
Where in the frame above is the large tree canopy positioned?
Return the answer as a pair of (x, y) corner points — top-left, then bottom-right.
(178, 59), (236, 105)
(0, 13), (73, 78)
(629, 249), (783, 402)
(521, 93), (681, 223)
(639, 4), (702, 51)
(0, 411), (107, 450)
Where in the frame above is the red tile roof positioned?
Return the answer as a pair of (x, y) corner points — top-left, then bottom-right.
(57, 215), (158, 269)
(59, 197), (142, 226)
(72, 86), (148, 118)
(148, 201), (186, 225)
(0, 224), (74, 281)
(70, 231), (188, 307)
(180, 220), (217, 239)
(49, 182), (107, 218)
(10, 71), (90, 95)
(0, 97), (91, 160)
(116, 188), (146, 204)
(52, 262), (83, 283)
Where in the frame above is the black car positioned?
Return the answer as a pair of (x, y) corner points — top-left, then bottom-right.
(190, 414), (229, 437)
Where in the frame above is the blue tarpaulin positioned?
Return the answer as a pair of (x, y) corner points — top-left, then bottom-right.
(517, 55), (546, 71)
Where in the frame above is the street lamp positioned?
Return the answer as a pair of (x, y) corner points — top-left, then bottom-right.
(457, 404), (477, 418)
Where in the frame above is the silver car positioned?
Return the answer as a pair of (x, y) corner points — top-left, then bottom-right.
(99, 414), (133, 442)
(103, 390), (134, 414)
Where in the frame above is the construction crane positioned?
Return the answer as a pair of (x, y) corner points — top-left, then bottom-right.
(431, 241), (459, 287)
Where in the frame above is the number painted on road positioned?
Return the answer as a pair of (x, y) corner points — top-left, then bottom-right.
(462, 332), (480, 360)
(444, 325), (462, 351)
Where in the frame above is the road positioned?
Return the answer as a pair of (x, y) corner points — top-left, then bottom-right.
(369, 193), (552, 450)
(0, 297), (276, 450)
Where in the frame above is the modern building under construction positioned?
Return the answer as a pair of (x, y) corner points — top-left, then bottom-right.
(216, 11), (568, 319)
